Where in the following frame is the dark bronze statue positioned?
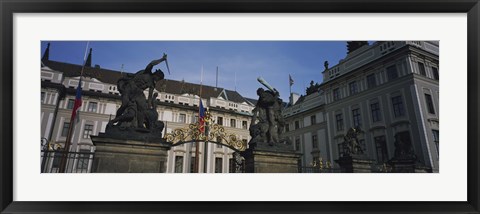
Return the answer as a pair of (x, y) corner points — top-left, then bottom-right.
(393, 133), (416, 159)
(342, 127), (364, 156)
(306, 80), (320, 95)
(105, 55), (167, 139)
(233, 152), (244, 173)
(249, 77), (285, 146)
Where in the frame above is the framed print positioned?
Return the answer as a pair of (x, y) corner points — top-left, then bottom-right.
(1, 0), (479, 213)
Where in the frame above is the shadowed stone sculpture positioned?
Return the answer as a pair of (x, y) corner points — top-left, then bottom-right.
(392, 133), (416, 160)
(241, 77), (300, 173)
(335, 127), (374, 173)
(386, 133), (418, 173)
(249, 77), (288, 149)
(104, 55), (167, 141)
(341, 127), (364, 157)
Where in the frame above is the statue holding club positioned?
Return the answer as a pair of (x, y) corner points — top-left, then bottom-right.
(249, 77), (285, 146)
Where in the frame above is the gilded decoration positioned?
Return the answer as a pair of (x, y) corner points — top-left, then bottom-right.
(164, 122), (247, 152)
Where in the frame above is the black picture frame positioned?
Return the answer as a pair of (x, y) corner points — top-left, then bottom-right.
(1, 0), (479, 213)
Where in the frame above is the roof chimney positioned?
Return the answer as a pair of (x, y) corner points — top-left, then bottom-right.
(42, 42), (50, 62)
(85, 48), (92, 67)
(290, 93), (300, 105)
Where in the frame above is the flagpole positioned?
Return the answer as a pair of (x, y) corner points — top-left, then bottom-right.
(289, 74), (294, 104)
(289, 75), (292, 97)
(59, 41), (89, 173)
(200, 66), (209, 173)
(194, 66), (204, 173)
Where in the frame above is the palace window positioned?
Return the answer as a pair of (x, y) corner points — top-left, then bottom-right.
(370, 102), (382, 122)
(242, 121), (248, 129)
(67, 99), (75, 109)
(312, 134), (318, 149)
(83, 124), (93, 139)
(386, 65), (398, 81)
(87, 102), (98, 112)
(333, 88), (340, 101)
(311, 115), (316, 125)
(349, 81), (358, 95)
(375, 136), (388, 163)
(178, 113), (186, 123)
(295, 138), (300, 151)
(215, 157), (223, 173)
(418, 62), (426, 76)
(61, 122), (70, 137)
(367, 74), (376, 89)
(295, 121), (300, 129)
(336, 113), (344, 131)
(352, 108), (361, 127)
(174, 156), (184, 173)
(230, 119), (236, 128)
(425, 94), (436, 114)
(392, 96), (405, 117)
(217, 117), (223, 125)
(432, 67), (439, 80)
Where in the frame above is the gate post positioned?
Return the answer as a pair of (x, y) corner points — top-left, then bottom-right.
(335, 155), (374, 173)
(241, 144), (301, 173)
(91, 135), (171, 173)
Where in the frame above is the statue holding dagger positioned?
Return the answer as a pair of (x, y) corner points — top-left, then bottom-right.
(107, 53), (171, 136)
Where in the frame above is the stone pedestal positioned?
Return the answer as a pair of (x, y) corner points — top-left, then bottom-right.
(91, 135), (171, 173)
(242, 145), (301, 173)
(388, 158), (416, 173)
(335, 155), (374, 173)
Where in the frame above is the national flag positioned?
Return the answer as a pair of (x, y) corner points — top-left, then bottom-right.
(198, 99), (206, 133)
(289, 74), (294, 86)
(70, 78), (82, 123)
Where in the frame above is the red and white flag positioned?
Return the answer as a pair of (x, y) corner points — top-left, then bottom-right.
(70, 78), (82, 123)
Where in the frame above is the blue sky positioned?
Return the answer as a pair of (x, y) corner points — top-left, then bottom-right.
(41, 41), (350, 101)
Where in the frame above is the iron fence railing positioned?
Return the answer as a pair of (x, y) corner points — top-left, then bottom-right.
(41, 149), (95, 173)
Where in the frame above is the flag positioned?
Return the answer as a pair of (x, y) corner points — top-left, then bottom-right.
(70, 78), (82, 123)
(198, 99), (206, 133)
(289, 74), (294, 86)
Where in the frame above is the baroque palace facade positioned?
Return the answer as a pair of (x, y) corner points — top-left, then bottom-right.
(283, 41), (439, 172)
(41, 47), (254, 173)
(41, 41), (439, 173)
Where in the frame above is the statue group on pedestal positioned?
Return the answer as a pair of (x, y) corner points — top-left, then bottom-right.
(249, 77), (286, 146)
(341, 127), (364, 157)
(393, 133), (416, 160)
(106, 54), (167, 138)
